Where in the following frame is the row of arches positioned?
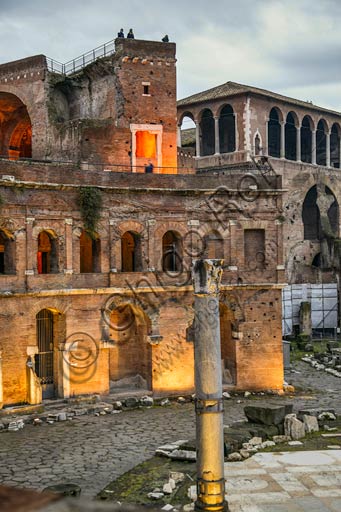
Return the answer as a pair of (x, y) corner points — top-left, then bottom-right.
(179, 104), (236, 157)
(0, 228), (226, 275)
(268, 108), (341, 167)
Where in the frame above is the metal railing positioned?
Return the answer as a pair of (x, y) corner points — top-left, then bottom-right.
(46, 39), (116, 76)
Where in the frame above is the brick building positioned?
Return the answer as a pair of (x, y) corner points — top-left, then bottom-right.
(178, 82), (341, 334)
(0, 38), (284, 407)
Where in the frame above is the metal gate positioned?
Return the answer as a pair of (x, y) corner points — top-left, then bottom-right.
(35, 309), (55, 399)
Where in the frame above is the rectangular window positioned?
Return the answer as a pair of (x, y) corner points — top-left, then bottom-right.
(143, 85), (149, 95)
(244, 229), (265, 270)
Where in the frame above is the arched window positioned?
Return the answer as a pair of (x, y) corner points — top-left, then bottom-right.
(254, 134), (261, 155)
(302, 185), (338, 240)
(0, 92), (32, 160)
(200, 109), (215, 156)
(285, 112), (297, 161)
(121, 231), (142, 272)
(35, 309), (55, 399)
(330, 123), (340, 169)
(268, 108), (281, 157)
(316, 119), (327, 166)
(179, 113), (196, 152)
(301, 116), (313, 163)
(0, 229), (15, 274)
(162, 231), (182, 272)
(37, 231), (58, 274)
(80, 230), (101, 273)
(204, 231), (224, 259)
(219, 105), (235, 153)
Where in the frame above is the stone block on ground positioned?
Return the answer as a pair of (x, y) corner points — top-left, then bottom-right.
(227, 452), (242, 462)
(140, 396), (154, 407)
(273, 435), (291, 444)
(244, 404), (293, 426)
(303, 414), (319, 433)
(169, 449), (196, 461)
(284, 414), (306, 440)
(124, 397), (139, 408)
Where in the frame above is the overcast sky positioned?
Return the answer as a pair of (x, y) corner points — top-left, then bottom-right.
(1, 0), (341, 110)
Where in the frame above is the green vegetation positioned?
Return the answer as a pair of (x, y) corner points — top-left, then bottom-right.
(78, 187), (102, 238)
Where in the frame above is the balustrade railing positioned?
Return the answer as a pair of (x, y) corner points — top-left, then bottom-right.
(46, 39), (116, 76)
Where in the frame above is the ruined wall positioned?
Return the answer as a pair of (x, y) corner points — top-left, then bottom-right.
(0, 160), (284, 404)
(0, 55), (50, 160)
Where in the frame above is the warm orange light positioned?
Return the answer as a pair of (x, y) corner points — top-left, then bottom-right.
(136, 131), (156, 158)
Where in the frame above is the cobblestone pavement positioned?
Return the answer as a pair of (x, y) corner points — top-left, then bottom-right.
(0, 360), (341, 498)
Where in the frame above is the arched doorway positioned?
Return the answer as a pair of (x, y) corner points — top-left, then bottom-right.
(316, 119), (328, 166)
(219, 104), (235, 153)
(0, 92), (32, 159)
(200, 109), (215, 156)
(179, 113), (196, 152)
(35, 309), (55, 399)
(302, 185), (338, 240)
(79, 230), (101, 273)
(0, 229), (15, 274)
(301, 115), (313, 163)
(285, 112), (297, 160)
(162, 231), (182, 272)
(330, 123), (340, 168)
(268, 107), (281, 157)
(37, 231), (58, 274)
(220, 303), (236, 385)
(109, 304), (152, 390)
(121, 231), (142, 271)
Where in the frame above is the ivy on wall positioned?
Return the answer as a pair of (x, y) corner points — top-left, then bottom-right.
(78, 187), (103, 237)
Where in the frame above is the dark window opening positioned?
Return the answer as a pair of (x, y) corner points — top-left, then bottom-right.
(200, 109), (215, 156)
(255, 134), (261, 155)
(330, 123), (340, 169)
(268, 108), (281, 157)
(312, 253), (321, 268)
(80, 230), (101, 273)
(37, 231), (58, 274)
(0, 230), (15, 274)
(219, 104), (235, 153)
(121, 231), (142, 272)
(285, 112), (297, 160)
(162, 231), (182, 272)
(143, 85), (149, 95)
(302, 185), (339, 240)
(301, 116), (312, 163)
(316, 120), (327, 166)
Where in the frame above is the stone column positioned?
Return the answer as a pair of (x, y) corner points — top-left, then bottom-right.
(177, 125), (182, 147)
(296, 126), (301, 162)
(64, 218), (73, 274)
(195, 121), (201, 158)
(25, 217), (35, 275)
(280, 121), (285, 159)
(312, 129), (317, 164)
(192, 259), (228, 512)
(0, 351), (3, 409)
(214, 116), (220, 155)
(338, 137), (341, 169)
(326, 130), (331, 167)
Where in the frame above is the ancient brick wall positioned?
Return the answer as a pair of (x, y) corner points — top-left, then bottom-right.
(0, 162), (284, 404)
